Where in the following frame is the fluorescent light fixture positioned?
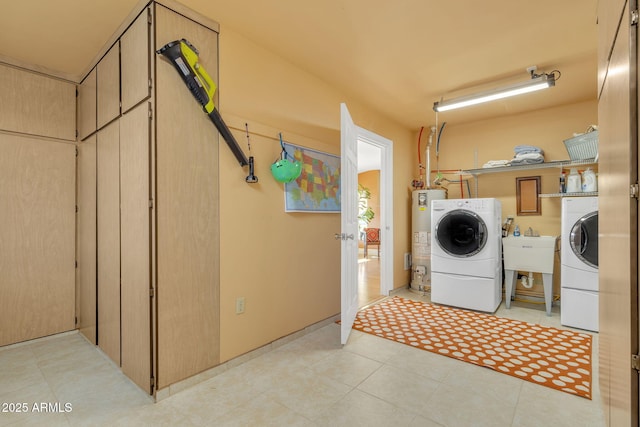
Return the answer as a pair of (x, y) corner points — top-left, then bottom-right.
(433, 73), (556, 112)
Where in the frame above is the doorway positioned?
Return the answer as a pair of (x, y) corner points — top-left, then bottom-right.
(356, 132), (393, 308)
(340, 103), (393, 344)
(358, 145), (382, 307)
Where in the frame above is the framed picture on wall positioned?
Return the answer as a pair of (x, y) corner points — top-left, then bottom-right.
(516, 176), (541, 216)
(282, 142), (341, 213)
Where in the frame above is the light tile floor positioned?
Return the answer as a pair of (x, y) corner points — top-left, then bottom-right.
(0, 289), (605, 427)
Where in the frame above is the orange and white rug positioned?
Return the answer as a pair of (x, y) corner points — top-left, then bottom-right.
(352, 296), (592, 399)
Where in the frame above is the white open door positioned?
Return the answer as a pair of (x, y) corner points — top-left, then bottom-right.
(340, 103), (359, 345)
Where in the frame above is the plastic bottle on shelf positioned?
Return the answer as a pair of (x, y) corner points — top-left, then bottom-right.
(559, 172), (566, 193)
(502, 217), (513, 237)
(513, 224), (520, 237)
(566, 168), (582, 193)
(582, 168), (597, 192)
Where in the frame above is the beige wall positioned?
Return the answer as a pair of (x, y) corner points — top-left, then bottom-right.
(431, 99), (598, 297)
(217, 28), (413, 361)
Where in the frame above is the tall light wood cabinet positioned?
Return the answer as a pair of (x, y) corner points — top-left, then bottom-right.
(597, 0), (639, 425)
(0, 134), (76, 346)
(76, 1), (221, 396)
(77, 6), (155, 391)
(154, 2), (220, 391)
(0, 63), (76, 347)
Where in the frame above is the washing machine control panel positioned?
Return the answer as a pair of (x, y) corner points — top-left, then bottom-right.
(433, 198), (494, 213)
(454, 199), (487, 211)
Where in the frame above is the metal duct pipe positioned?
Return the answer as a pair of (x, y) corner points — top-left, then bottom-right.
(425, 126), (436, 189)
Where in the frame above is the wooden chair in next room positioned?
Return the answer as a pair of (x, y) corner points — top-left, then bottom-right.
(364, 227), (381, 258)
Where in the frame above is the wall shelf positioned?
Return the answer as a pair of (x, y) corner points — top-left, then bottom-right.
(539, 191), (598, 198)
(460, 158), (597, 176)
(455, 158), (597, 199)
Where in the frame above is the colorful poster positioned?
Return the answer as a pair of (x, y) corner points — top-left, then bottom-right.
(282, 142), (341, 213)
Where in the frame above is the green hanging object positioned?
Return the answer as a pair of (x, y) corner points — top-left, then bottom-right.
(271, 133), (302, 183)
(271, 159), (302, 183)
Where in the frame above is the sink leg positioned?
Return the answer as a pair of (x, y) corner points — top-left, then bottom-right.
(505, 269), (517, 309)
(542, 273), (553, 316)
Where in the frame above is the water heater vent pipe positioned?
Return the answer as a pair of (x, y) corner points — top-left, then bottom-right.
(425, 126), (436, 189)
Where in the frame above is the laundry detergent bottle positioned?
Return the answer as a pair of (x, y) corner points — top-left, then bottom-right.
(566, 168), (582, 193)
(581, 168), (597, 192)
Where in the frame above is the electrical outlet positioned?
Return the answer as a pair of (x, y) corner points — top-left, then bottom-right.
(236, 297), (245, 314)
(404, 253), (412, 270)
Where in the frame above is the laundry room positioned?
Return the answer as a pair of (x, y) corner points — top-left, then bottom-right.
(1, 0), (636, 425)
(421, 99), (597, 313)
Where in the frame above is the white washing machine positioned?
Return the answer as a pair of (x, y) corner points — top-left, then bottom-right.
(431, 198), (502, 312)
(561, 197), (598, 332)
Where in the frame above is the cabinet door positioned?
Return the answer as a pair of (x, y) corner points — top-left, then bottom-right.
(120, 102), (152, 393)
(78, 68), (97, 141)
(97, 120), (120, 365)
(97, 43), (121, 130)
(0, 63), (75, 141)
(598, 1), (637, 424)
(121, 8), (151, 114)
(77, 135), (97, 344)
(155, 3), (220, 389)
(0, 134), (75, 346)
(597, 0), (626, 95)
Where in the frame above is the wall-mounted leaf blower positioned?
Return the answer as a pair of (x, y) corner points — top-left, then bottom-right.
(157, 39), (257, 183)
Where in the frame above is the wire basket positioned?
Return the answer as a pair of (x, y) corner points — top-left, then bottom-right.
(563, 130), (598, 161)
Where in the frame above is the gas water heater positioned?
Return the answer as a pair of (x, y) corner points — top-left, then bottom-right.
(411, 189), (446, 292)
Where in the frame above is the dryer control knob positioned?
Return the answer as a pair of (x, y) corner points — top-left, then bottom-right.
(457, 201), (463, 207)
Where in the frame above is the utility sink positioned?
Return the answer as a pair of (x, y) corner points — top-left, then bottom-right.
(503, 235), (557, 274)
(502, 235), (558, 316)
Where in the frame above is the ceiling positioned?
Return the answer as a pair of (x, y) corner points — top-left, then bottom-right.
(358, 140), (382, 172)
(0, 0), (597, 131)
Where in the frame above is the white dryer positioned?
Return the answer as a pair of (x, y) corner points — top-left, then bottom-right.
(561, 197), (598, 331)
(431, 198), (502, 312)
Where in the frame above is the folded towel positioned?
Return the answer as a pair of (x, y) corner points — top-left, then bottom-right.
(482, 160), (511, 168)
(511, 152), (544, 165)
(511, 156), (544, 165)
(513, 152), (544, 161)
(514, 145), (544, 155)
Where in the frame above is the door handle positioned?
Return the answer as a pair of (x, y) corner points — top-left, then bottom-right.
(334, 233), (355, 240)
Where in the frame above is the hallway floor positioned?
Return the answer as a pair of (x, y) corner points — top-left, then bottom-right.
(358, 255), (383, 308)
(0, 290), (605, 427)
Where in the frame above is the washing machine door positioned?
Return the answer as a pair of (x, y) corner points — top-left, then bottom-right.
(435, 209), (488, 257)
(570, 211), (598, 268)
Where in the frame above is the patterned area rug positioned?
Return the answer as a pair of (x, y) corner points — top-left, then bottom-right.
(352, 296), (592, 399)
